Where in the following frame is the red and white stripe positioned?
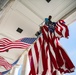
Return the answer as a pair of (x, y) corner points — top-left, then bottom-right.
(0, 38), (30, 52)
(55, 20), (69, 39)
(28, 35), (44, 75)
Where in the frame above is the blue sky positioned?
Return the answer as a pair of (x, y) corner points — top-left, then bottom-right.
(60, 21), (76, 75)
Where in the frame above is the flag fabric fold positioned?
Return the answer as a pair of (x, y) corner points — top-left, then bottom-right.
(28, 20), (75, 75)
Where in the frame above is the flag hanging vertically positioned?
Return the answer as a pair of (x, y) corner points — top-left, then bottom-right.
(28, 20), (75, 75)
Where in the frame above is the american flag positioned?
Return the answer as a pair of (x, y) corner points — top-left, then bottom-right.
(0, 37), (36, 72)
(0, 38), (31, 52)
(0, 56), (12, 70)
(28, 20), (75, 75)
